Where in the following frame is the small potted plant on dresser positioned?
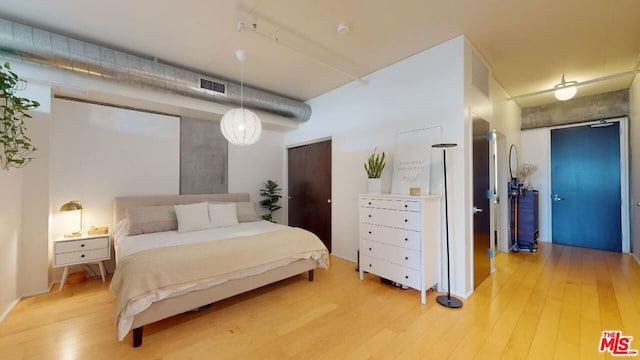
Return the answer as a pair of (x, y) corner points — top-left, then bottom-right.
(364, 148), (385, 194)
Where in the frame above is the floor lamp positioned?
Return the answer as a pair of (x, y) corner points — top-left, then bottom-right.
(432, 143), (463, 309)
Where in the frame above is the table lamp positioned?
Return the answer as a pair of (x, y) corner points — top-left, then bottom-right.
(60, 200), (83, 237)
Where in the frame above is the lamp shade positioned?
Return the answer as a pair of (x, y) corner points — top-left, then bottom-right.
(220, 108), (262, 146)
(554, 75), (578, 101)
(60, 201), (83, 212)
(554, 86), (577, 101)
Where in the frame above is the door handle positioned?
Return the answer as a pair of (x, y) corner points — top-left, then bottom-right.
(552, 194), (565, 202)
(473, 206), (483, 214)
(327, 199), (332, 204)
(637, 202), (640, 207)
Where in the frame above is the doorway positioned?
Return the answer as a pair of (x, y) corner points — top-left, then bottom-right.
(473, 117), (491, 288)
(551, 122), (621, 251)
(287, 139), (332, 252)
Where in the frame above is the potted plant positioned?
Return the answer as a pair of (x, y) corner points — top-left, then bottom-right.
(259, 180), (282, 222)
(0, 62), (40, 170)
(364, 148), (386, 193)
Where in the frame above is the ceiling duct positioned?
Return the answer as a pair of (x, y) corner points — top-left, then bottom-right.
(0, 18), (311, 122)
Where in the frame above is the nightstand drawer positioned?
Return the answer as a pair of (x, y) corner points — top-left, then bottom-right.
(55, 236), (108, 254)
(54, 247), (109, 267)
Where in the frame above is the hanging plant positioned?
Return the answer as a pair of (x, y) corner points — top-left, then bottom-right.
(0, 62), (40, 170)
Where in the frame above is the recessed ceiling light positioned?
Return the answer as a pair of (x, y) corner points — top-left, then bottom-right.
(336, 22), (349, 35)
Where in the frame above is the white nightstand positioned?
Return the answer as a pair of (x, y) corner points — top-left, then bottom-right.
(53, 234), (110, 291)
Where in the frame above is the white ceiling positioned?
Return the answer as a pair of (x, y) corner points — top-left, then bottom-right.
(0, 0), (639, 108)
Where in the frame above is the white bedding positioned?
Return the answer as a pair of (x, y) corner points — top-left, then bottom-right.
(114, 219), (288, 262)
(112, 220), (327, 341)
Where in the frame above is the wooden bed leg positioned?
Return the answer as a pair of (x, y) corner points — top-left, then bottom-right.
(133, 327), (143, 348)
(308, 269), (314, 281)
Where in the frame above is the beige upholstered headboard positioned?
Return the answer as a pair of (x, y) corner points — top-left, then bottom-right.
(113, 193), (250, 222)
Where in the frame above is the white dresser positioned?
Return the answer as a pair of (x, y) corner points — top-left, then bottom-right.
(358, 194), (441, 304)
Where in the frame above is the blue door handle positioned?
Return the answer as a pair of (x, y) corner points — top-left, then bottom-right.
(552, 194), (565, 202)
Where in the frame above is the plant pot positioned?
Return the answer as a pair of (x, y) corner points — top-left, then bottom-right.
(367, 178), (382, 194)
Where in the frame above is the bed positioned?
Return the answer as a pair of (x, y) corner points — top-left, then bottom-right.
(109, 193), (329, 347)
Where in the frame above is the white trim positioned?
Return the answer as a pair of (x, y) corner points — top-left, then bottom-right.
(285, 136), (332, 149)
(547, 117), (630, 253)
(620, 117), (630, 253)
(21, 282), (54, 298)
(633, 253), (640, 268)
(0, 298), (21, 323)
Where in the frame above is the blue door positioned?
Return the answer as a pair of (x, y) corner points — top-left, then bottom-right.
(551, 122), (621, 252)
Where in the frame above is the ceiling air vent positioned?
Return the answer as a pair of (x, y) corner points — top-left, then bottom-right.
(200, 78), (227, 95)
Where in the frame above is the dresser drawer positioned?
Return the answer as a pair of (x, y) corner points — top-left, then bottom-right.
(360, 198), (420, 212)
(54, 247), (110, 267)
(55, 236), (109, 254)
(362, 239), (421, 270)
(361, 224), (421, 250)
(360, 255), (421, 290)
(360, 208), (422, 231)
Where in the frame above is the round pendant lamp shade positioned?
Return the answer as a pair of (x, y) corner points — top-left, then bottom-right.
(554, 74), (578, 101)
(220, 108), (262, 146)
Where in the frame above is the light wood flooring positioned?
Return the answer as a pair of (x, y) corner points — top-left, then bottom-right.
(1, 243), (640, 359)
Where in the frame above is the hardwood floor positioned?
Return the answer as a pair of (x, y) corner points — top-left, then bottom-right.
(1, 243), (639, 359)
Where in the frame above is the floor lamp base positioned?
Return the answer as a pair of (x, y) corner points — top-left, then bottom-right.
(436, 294), (463, 308)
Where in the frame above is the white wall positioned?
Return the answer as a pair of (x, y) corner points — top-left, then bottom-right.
(19, 111), (52, 296)
(284, 36), (467, 297)
(51, 99), (180, 235)
(14, 84), (52, 299)
(0, 168), (23, 321)
(49, 99), (180, 277)
(630, 73), (640, 261)
(521, 128), (551, 242)
(491, 79), (522, 253)
(228, 129), (286, 223)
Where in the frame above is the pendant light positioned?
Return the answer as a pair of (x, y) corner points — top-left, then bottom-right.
(554, 74), (578, 101)
(220, 50), (262, 145)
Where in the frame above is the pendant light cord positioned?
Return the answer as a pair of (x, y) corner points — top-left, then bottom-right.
(240, 58), (244, 110)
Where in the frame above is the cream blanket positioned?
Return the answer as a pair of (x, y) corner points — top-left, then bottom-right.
(110, 227), (329, 340)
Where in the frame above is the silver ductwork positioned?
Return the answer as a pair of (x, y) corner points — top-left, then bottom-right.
(0, 18), (311, 122)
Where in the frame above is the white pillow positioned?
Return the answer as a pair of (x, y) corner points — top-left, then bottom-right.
(208, 203), (239, 228)
(174, 202), (211, 233)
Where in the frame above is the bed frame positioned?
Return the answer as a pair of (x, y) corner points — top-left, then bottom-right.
(113, 193), (317, 348)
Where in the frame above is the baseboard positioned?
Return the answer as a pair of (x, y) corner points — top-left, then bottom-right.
(633, 252), (640, 268)
(0, 297), (21, 323)
(21, 283), (54, 298)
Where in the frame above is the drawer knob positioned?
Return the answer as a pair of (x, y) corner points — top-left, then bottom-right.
(369, 264), (372, 267)
(404, 238), (408, 241)
(368, 231), (372, 234)
(368, 215), (372, 218)
(405, 256), (408, 260)
(368, 202), (371, 205)
(404, 219), (408, 222)
(405, 275), (409, 279)
(404, 204), (408, 208)
(81, 244), (85, 247)
(81, 254), (85, 258)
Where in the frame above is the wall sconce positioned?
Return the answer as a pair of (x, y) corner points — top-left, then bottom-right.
(60, 200), (83, 237)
